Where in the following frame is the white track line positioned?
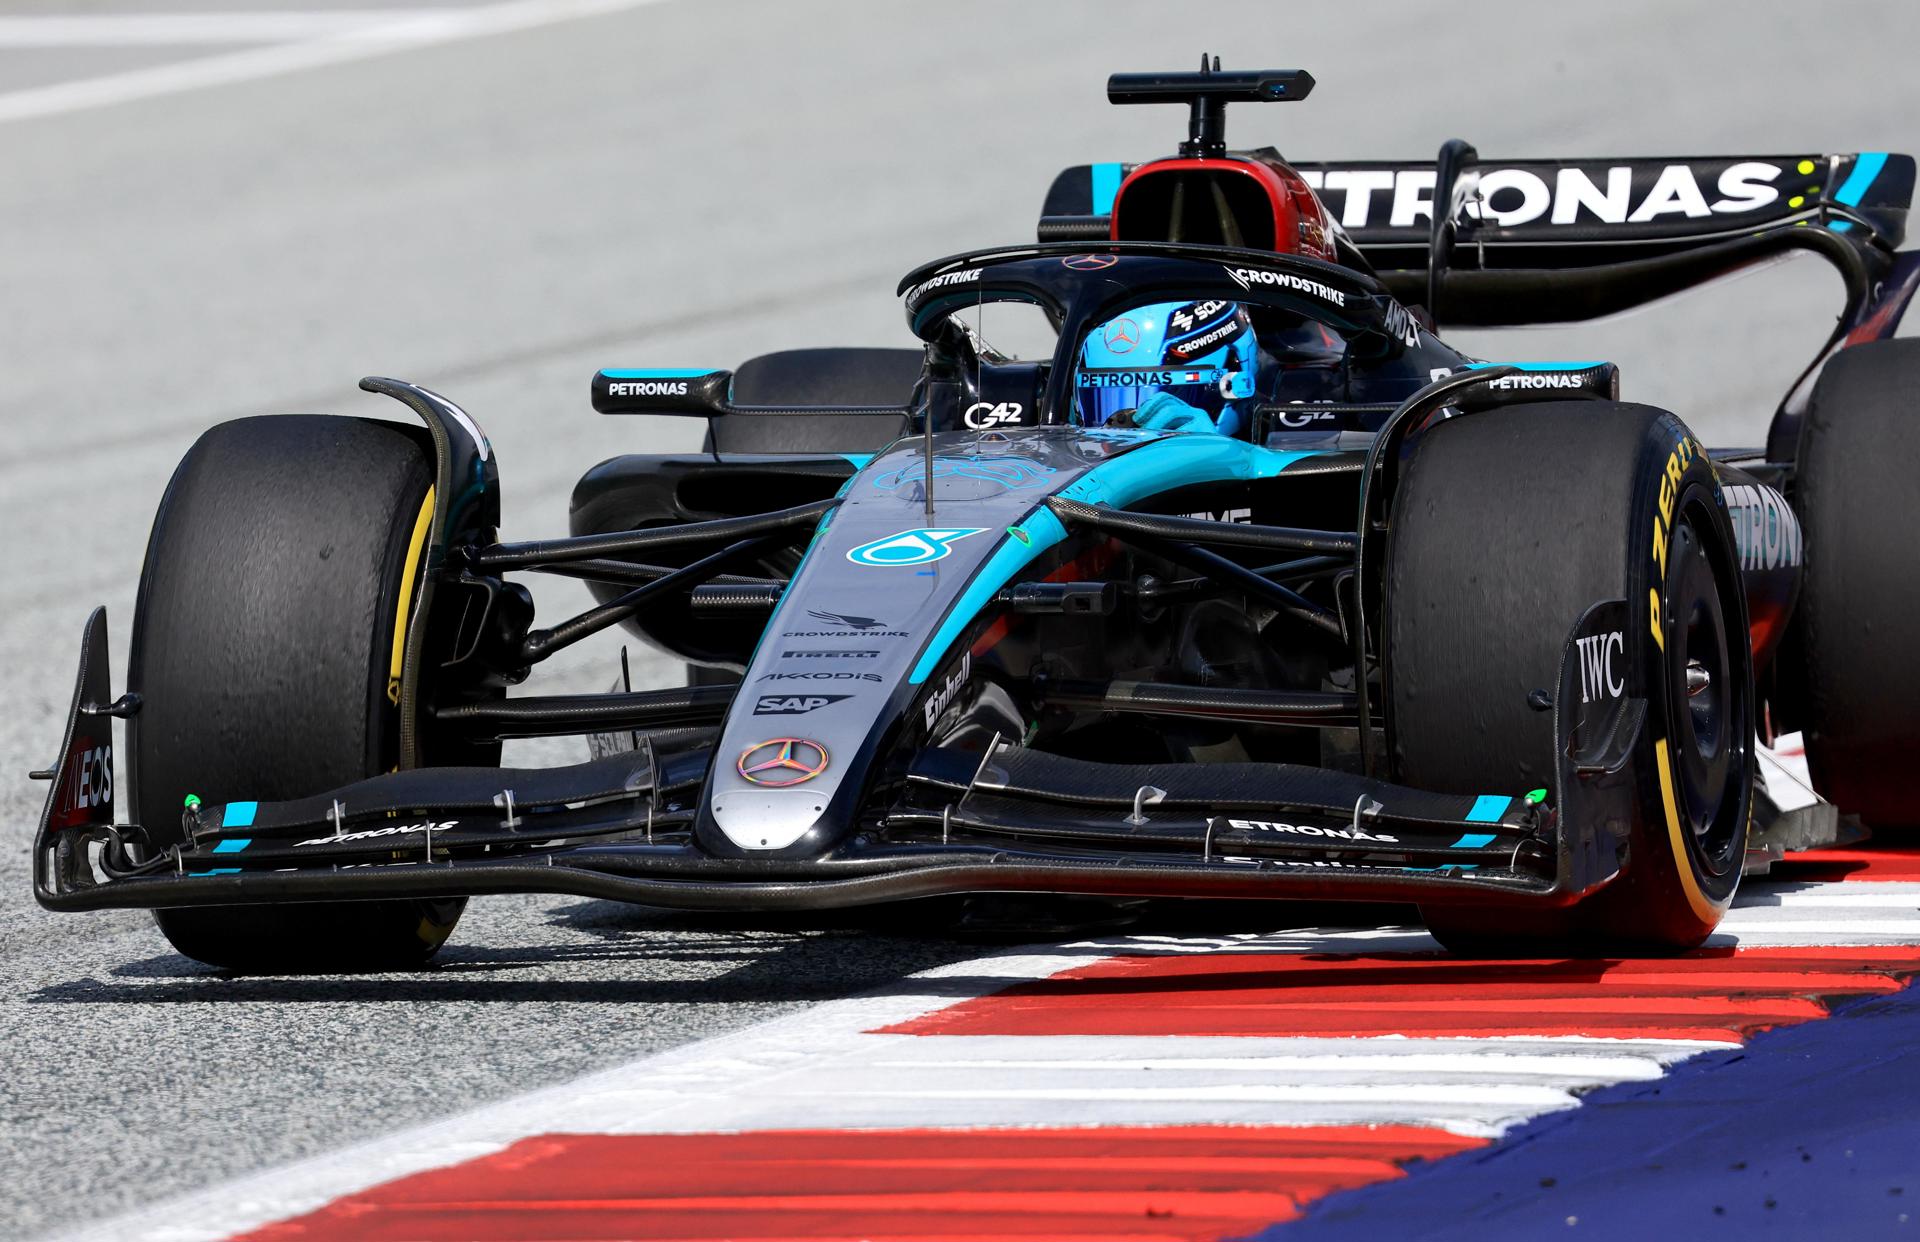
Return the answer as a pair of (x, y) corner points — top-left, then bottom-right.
(44, 935), (1739, 1242)
(44, 865), (1920, 1240)
(0, 0), (670, 126)
(0, 12), (473, 47)
(43, 948), (1109, 1242)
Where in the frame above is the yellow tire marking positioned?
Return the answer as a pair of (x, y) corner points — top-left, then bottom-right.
(387, 486), (435, 706)
(1654, 738), (1725, 923)
(1648, 588), (1664, 650)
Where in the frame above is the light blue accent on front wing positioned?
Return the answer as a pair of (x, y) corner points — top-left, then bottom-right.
(187, 869), (242, 877)
(224, 801), (257, 828)
(906, 438), (1321, 683)
(1465, 361), (1606, 372)
(1090, 162), (1124, 215)
(211, 838), (251, 854)
(839, 453), (874, 469)
(1829, 151), (1888, 233)
(1450, 832), (1497, 849)
(1465, 795), (1512, 823)
(599, 368), (721, 378)
(909, 508), (1069, 684)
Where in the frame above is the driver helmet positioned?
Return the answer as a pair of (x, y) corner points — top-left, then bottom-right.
(1075, 299), (1259, 427)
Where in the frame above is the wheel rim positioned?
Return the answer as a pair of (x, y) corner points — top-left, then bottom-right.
(1663, 495), (1748, 877)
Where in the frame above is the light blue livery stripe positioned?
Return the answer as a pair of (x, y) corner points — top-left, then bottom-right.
(211, 838), (251, 854)
(599, 368), (721, 378)
(909, 508), (1068, 684)
(187, 869), (242, 877)
(224, 801), (257, 828)
(907, 438), (1321, 683)
(1090, 163), (1124, 215)
(839, 453), (874, 469)
(1450, 832), (1497, 849)
(749, 505), (837, 666)
(1464, 795), (1512, 823)
(1829, 151), (1887, 233)
(1465, 361), (1606, 371)
(1056, 437), (1322, 508)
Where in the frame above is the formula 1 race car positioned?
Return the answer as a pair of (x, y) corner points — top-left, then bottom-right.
(32, 62), (1920, 970)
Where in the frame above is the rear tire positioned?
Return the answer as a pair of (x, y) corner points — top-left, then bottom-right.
(1794, 341), (1920, 826)
(131, 415), (466, 972)
(1388, 403), (1753, 954)
(705, 348), (918, 454)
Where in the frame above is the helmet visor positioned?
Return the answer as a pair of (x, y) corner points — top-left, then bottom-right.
(1073, 366), (1246, 428)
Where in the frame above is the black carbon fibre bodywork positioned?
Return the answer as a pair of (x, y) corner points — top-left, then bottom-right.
(29, 66), (1910, 934)
(34, 350), (1745, 918)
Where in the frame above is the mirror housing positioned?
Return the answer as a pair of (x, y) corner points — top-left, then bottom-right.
(592, 369), (732, 416)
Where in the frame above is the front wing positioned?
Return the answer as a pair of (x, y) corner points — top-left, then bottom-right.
(34, 609), (1637, 916)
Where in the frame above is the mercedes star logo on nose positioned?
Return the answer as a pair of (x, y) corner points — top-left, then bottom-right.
(736, 738), (830, 787)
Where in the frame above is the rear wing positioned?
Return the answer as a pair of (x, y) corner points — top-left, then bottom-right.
(1040, 151), (1913, 326)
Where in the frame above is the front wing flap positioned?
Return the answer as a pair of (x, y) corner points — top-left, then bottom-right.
(34, 607), (1630, 915)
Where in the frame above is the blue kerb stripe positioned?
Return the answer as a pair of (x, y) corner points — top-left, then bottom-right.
(224, 801), (257, 828)
(1465, 361), (1606, 371)
(1465, 795), (1511, 823)
(1450, 832), (1497, 849)
(599, 368), (720, 378)
(1829, 151), (1887, 234)
(1090, 163), (1124, 215)
(211, 838), (251, 854)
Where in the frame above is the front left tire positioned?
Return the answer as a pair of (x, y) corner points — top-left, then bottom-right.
(131, 415), (467, 972)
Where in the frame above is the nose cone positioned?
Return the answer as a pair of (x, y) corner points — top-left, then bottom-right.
(711, 787), (832, 850)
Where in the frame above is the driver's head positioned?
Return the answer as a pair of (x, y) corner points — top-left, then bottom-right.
(1074, 299), (1258, 427)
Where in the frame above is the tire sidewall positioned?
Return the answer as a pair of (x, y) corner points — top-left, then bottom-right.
(1601, 419), (1751, 941)
(130, 416), (463, 971)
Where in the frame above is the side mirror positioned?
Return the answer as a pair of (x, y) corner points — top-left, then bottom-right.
(592, 369), (732, 416)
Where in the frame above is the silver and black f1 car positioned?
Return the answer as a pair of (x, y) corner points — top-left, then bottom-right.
(33, 63), (1920, 968)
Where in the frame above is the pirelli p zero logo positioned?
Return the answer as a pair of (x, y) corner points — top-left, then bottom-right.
(1648, 435), (1700, 651)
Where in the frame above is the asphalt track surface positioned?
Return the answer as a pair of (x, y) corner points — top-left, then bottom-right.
(4, 0), (1920, 1236)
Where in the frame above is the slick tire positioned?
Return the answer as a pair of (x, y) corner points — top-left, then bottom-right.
(131, 415), (465, 972)
(1388, 402), (1753, 955)
(703, 348), (919, 453)
(1793, 341), (1920, 826)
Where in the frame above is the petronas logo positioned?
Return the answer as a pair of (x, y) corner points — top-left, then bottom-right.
(845, 528), (986, 567)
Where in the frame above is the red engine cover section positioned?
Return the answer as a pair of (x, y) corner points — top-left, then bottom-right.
(1110, 155), (1338, 262)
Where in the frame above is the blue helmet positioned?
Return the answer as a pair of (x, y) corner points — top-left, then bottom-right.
(1074, 299), (1259, 427)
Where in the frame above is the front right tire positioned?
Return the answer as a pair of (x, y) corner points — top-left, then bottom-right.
(1387, 402), (1753, 954)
